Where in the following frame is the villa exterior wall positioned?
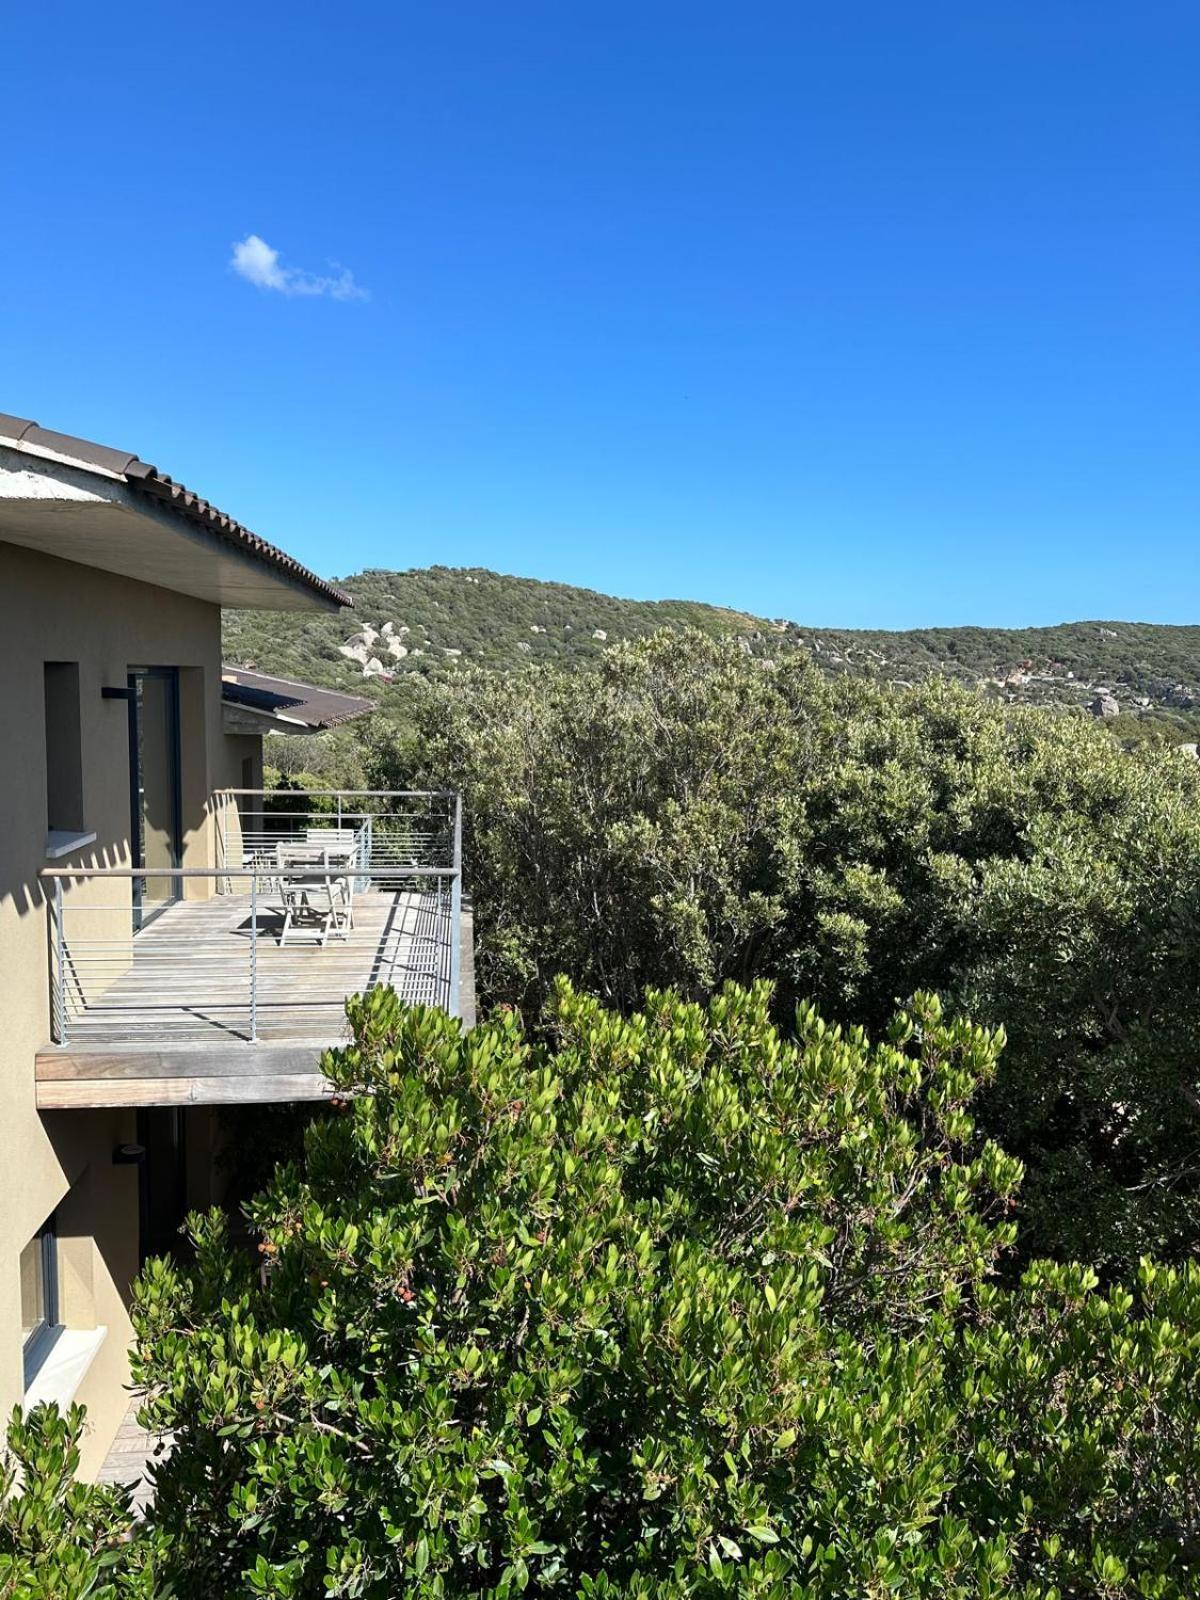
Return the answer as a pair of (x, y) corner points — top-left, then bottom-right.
(0, 541), (233, 1476)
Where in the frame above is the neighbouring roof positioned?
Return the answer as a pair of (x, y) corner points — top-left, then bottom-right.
(0, 413), (353, 611)
(221, 666), (375, 733)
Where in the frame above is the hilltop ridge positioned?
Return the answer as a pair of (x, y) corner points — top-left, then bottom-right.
(222, 565), (1200, 737)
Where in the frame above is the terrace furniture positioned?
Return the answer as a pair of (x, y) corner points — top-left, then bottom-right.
(274, 844), (357, 946)
(305, 826), (359, 855)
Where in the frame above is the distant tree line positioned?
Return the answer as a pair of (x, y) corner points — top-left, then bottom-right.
(224, 565), (1200, 739)
(371, 630), (1200, 1271)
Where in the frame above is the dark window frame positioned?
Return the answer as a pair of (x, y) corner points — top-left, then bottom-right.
(43, 661), (84, 834)
(127, 666), (183, 933)
(22, 1212), (61, 1387)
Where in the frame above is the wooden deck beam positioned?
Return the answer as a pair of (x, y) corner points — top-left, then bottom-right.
(36, 1041), (337, 1107)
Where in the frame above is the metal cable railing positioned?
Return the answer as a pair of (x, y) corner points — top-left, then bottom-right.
(215, 789), (457, 885)
(44, 791), (462, 1047)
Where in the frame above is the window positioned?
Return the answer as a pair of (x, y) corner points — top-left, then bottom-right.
(20, 1214), (60, 1385)
(44, 662), (84, 833)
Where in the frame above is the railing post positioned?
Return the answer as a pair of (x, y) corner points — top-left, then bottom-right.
(216, 791), (226, 875)
(249, 872), (259, 1043)
(449, 871), (462, 1019)
(53, 877), (67, 1045)
(448, 794), (463, 1018)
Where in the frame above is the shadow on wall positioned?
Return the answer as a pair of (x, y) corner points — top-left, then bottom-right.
(43, 1109), (142, 1315)
(3, 666), (217, 922)
(3, 838), (131, 921)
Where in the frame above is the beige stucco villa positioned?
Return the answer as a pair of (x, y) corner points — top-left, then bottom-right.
(0, 414), (468, 1477)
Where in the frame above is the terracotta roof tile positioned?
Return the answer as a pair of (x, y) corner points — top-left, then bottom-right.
(221, 667), (375, 730)
(0, 413), (353, 609)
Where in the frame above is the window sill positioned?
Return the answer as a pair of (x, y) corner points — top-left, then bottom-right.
(23, 1326), (107, 1413)
(45, 830), (97, 860)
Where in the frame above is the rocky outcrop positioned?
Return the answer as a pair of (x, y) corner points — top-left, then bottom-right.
(339, 621), (418, 675)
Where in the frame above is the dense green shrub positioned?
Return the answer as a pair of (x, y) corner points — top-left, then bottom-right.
(131, 986), (1200, 1598)
(378, 632), (1200, 1268)
(0, 1404), (159, 1598)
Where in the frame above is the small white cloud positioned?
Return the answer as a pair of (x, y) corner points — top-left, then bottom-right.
(231, 234), (368, 301)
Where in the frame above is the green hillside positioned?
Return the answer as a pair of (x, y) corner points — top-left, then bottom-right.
(223, 565), (1200, 736)
(223, 567), (783, 683)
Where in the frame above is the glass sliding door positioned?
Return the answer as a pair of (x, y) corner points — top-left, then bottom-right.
(136, 1109), (189, 1265)
(128, 667), (182, 932)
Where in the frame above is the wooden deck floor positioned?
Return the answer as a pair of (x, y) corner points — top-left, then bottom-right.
(37, 887), (466, 1108)
(94, 1399), (171, 1516)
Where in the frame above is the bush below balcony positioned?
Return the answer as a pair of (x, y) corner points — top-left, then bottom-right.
(110, 985), (1200, 1599)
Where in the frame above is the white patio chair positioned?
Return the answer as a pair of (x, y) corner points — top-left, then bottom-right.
(306, 826), (358, 854)
(276, 849), (354, 947)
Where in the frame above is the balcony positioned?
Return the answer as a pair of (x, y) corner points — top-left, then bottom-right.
(37, 791), (470, 1109)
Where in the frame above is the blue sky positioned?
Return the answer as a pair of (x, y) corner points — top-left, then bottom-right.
(2, 3), (1197, 628)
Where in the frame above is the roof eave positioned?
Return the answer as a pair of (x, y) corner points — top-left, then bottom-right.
(0, 413), (352, 611)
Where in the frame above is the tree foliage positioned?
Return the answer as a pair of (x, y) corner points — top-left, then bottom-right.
(127, 987), (1200, 1598)
(0, 1405), (159, 1598)
(378, 632), (1200, 1267)
(223, 568), (776, 692)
